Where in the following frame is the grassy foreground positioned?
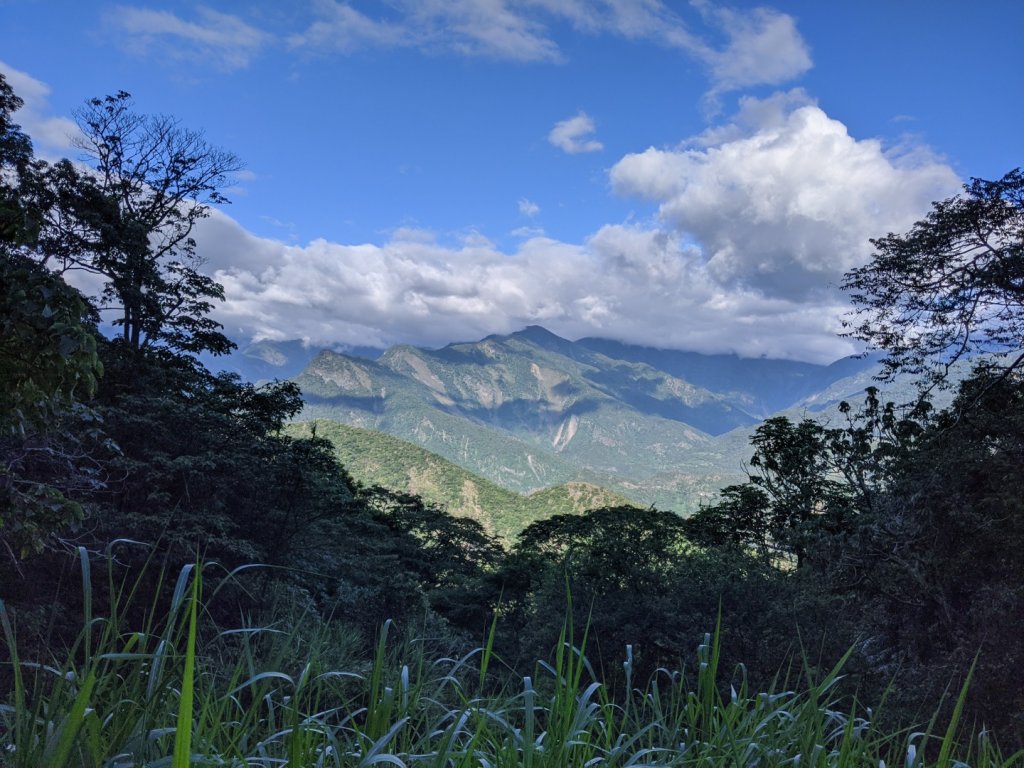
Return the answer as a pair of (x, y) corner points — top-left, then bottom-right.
(1, 556), (1019, 767)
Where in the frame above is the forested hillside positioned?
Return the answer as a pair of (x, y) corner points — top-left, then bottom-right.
(287, 421), (633, 541)
(2, 74), (1023, 764)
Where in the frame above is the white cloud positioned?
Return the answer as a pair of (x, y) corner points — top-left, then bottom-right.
(287, 2), (408, 52)
(518, 198), (541, 217)
(0, 60), (81, 154)
(511, 225), (545, 238)
(192, 93), (962, 363)
(696, 4), (812, 97)
(107, 6), (272, 71)
(289, 1), (812, 94)
(198, 208), (863, 362)
(611, 90), (960, 302)
(548, 112), (603, 154)
(290, 0), (561, 62)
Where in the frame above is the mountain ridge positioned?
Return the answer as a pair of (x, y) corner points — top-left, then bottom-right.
(288, 326), (881, 511)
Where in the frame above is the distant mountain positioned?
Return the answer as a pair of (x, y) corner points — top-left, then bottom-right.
(574, 336), (879, 418)
(202, 338), (383, 383)
(291, 326), (884, 511)
(288, 421), (633, 541)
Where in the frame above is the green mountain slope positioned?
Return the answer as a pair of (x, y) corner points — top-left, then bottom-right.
(288, 326), (887, 513)
(289, 420), (634, 541)
(295, 329), (739, 492)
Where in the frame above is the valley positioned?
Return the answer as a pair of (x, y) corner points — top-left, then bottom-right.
(226, 326), (897, 520)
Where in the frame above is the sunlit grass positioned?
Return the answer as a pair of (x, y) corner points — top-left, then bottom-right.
(1, 556), (1020, 767)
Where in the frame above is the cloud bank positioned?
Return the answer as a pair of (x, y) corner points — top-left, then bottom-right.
(196, 92), (960, 362)
(610, 90), (959, 301)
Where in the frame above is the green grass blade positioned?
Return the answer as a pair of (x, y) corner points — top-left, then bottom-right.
(171, 564), (201, 768)
(43, 669), (96, 767)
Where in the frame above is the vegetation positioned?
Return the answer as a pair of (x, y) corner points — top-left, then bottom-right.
(288, 420), (633, 541)
(2, 72), (1022, 763)
(843, 169), (1024, 389)
(2, 557), (1015, 767)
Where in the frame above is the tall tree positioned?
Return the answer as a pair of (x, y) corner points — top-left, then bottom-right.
(40, 92), (242, 356)
(842, 169), (1024, 389)
(1, 74), (104, 560)
(0, 74), (37, 245)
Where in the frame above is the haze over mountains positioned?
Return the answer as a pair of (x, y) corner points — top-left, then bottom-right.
(214, 327), (885, 513)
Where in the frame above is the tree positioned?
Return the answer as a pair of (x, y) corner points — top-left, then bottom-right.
(688, 390), (928, 571)
(1, 74), (105, 560)
(498, 505), (838, 689)
(685, 484), (773, 562)
(0, 254), (105, 560)
(39, 91), (242, 357)
(842, 169), (1024, 389)
(832, 371), (1024, 743)
(0, 74), (39, 245)
(357, 487), (504, 631)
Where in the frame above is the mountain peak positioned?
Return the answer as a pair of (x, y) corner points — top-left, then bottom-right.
(507, 325), (575, 350)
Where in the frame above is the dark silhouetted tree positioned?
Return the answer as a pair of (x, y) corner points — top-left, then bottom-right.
(39, 91), (242, 356)
(843, 169), (1024, 389)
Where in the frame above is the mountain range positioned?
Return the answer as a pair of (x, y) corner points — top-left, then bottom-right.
(218, 326), (890, 515)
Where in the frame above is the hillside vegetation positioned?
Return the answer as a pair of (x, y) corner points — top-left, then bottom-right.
(289, 420), (633, 540)
(293, 325), (885, 511)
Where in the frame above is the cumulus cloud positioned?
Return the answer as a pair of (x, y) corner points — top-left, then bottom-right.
(549, 112), (603, 154)
(611, 90), (961, 301)
(0, 60), (81, 154)
(198, 207), (861, 362)
(106, 6), (272, 71)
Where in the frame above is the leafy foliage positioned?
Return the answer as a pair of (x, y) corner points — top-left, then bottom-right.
(38, 91), (242, 356)
(835, 373), (1024, 736)
(0, 75), (106, 559)
(688, 388), (929, 569)
(843, 168), (1024, 388)
(0, 255), (105, 559)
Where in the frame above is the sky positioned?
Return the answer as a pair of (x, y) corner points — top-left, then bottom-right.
(1, 1), (1022, 362)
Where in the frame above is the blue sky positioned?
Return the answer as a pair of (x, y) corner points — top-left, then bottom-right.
(2, 1), (1021, 360)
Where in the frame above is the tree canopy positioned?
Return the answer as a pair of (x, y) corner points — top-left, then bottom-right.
(1, 76), (104, 559)
(39, 91), (242, 357)
(843, 168), (1024, 388)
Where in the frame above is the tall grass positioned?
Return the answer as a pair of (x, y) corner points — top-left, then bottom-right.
(1, 556), (1019, 767)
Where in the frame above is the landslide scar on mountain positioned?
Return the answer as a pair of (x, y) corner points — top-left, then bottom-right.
(317, 360), (373, 391)
(552, 413), (579, 451)
(530, 362), (572, 409)
(399, 350), (447, 394)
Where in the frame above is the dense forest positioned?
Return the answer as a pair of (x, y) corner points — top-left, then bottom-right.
(2, 72), (1023, 766)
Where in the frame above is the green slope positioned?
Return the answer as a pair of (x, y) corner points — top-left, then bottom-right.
(288, 327), (897, 513)
(288, 420), (635, 541)
(294, 332), (732, 493)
